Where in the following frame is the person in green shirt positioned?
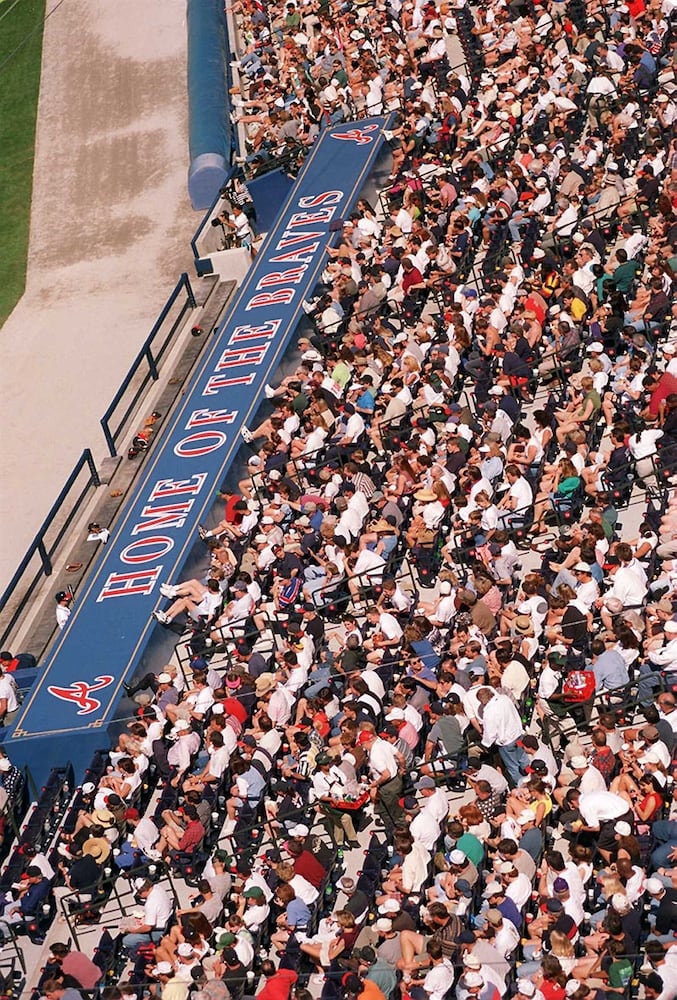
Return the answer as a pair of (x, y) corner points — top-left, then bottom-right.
(331, 60), (348, 89)
(455, 829), (484, 868)
(612, 248), (641, 293)
(605, 939), (633, 991)
(331, 350), (354, 389)
(284, 2), (301, 31)
(354, 946), (398, 999)
(531, 459), (581, 533)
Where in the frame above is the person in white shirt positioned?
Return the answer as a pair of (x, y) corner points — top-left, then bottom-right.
(421, 942), (455, 1000)
(575, 790), (632, 843)
(154, 578), (222, 627)
(405, 489), (445, 547)
(491, 647), (529, 701)
(335, 499), (363, 543)
(501, 863), (532, 910)
(575, 758), (607, 796)
(349, 549), (387, 601)
(571, 562), (600, 609)
(599, 553), (647, 629)
(497, 466), (533, 529)
(364, 607), (404, 661)
(211, 582), (255, 638)
(409, 804), (441, 850)
(359, 729), (404, 828)
(55, 591), (72, 630)
(648, 622), (677, 670)
(416, 775), (450, 826)
(0, 672), (19, 724)
(239, 886), (270, 931)
(123, 880), (174, 954)
(267, 681), (295, 727)
(629, 426), (664, 480)
(477, 689), (528, 786)
(491, 910), (520, 958)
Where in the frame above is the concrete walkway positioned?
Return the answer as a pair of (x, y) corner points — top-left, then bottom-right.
(0, 0), (200, 591)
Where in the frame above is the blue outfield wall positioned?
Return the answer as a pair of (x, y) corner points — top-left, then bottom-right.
(187, 0), (232, 210)
(9, 118), (390, 789)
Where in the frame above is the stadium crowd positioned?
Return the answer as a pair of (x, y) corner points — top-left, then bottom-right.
(4, 0), (677, 998)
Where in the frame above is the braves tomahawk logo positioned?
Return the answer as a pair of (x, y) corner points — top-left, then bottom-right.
(48, 675), (115, 716)
(329, 123), (380, 145)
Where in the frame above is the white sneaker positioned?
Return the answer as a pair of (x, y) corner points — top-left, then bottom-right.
(240, 426), (254, 443)
(302, 299), (315, 315)
(160, 584), (177, 598)
(153, 611), (171, 625)
(264, 384), (276, 399)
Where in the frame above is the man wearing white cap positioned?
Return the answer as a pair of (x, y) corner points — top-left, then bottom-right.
(372, 917), (401, 966)
(644, 877), (677, 942)
(150, 961), (187, 1000)
(574, 755), (606, 795)
(122, 878), (173, 955)
(647, 620), (677, 671)
(662, 342), (677, 377)
(571, 562), (599, 610)
(122, 668), (177, 708)
(515, 979), (544, 1000)
(573, 790), (634, 861)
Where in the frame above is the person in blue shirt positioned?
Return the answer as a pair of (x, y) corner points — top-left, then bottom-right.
(407, 650), (440, 681)
(590, 637), (630, 692)
(353, 377), (376, 417)
(0, 866), (51, 937)
(270, 882), (311, 953)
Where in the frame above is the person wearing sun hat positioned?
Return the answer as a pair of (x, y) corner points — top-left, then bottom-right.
(404, 487), (445, 548)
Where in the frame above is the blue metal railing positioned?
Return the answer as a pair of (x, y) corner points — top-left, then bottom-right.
(100, 272), (197, 457)
(0, 450), (100, 648)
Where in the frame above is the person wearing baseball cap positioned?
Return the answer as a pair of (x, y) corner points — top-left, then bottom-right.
(55, 590), (72, 630)
(239, 885), (270, 933)
(122, 667), (176, 702)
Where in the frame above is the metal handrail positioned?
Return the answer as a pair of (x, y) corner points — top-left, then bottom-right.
(100, 272), (197, 457)
(58, 862), (180, 950)
(0, 450), (100, 649)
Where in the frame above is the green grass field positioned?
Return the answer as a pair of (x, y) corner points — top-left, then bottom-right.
(0, 0), (46, 328)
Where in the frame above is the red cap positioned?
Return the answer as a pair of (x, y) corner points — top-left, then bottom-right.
(356, 731), (374, 746)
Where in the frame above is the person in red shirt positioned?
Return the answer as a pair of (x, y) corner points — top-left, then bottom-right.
(286, 837), (327, 889)
(49, 942), (101, 990)
(257, 961), (298, 1000)
(642, 372), (677, 421)
(536, 955), (567, 1000)
(0, 650), (36, 672)
(400, 257), (425, 296)
(199, 492), (247, 541)
(156, 804), (205, 857)
(588, 729), (615, 787)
